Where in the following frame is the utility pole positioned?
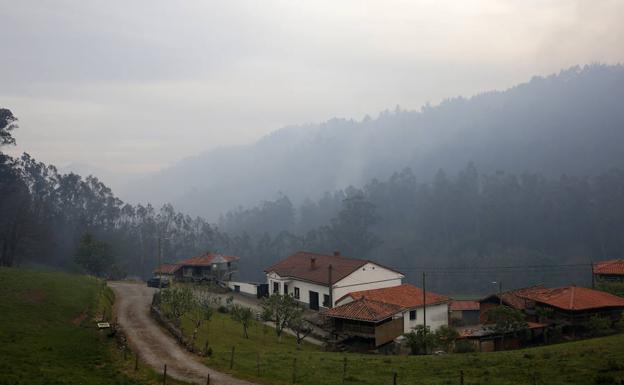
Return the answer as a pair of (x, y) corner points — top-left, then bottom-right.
(422, 271), (427, 354)
(591, 262), (595, 289)
(328, 264), (333, 308)
(158, 236), (162, 291)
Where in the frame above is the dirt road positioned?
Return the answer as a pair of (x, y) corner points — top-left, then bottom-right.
(108, 282), (258, 385)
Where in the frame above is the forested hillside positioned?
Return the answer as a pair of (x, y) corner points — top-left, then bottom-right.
(122, 65), (624, 220)
(2, 64), (624, 294)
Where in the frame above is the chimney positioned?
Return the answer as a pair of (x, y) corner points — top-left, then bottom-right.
(333, 251), (341, 257)
(310, 258), (316, 269)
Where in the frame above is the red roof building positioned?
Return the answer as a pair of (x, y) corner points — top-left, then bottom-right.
(593, 259), (624, 282)
(153, 252), (240, 283)
(521, 285), (624, 312)
(337, 283), (449, 309)
(264, 251), (405, 310)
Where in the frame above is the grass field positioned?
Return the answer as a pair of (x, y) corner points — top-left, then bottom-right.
(0, 268), (186, 385)
(179, 303), (624, 385)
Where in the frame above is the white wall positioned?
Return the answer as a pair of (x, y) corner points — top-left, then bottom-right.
(266, 272), (331, 308)
(402, 303), (449, 332)
(333, 262), (403, 305)
(227, 281), (258, 296)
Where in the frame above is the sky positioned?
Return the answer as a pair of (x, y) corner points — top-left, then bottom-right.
(1, 0), (623, 188)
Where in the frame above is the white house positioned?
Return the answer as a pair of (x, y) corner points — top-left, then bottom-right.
(334, 284), (450, 333)
(264, 251), (405, 310)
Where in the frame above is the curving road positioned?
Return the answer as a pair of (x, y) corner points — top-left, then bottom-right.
(108, 281), (258, 385)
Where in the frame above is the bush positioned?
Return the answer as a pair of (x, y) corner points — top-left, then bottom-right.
(454, 339), (476, 353)
(584, 315), (613, 337)
(217, 305), (229, 314)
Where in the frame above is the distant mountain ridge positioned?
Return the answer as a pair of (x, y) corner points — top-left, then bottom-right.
(120, 64), (624, 219)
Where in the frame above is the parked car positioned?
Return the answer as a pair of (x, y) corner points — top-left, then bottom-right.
(147, 277), (169, 288)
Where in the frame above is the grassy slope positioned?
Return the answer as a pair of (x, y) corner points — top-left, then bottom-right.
(180, 308), (624, 385)
(0, 268), (185, 385)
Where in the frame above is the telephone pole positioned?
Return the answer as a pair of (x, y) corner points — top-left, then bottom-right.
(422, 271), (427, 354)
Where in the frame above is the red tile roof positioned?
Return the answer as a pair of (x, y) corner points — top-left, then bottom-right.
(153, 263), (180, 274)
(450, 300), (480, 311)
(339, 284), (449, 309)
(264, 251), (404, 286)
(480, 285), (551, 310)
(178, 252), (240, 266)
(323, 298), (403, 322)
(520, 286), (624, 311)
(593, 259), (624, 275)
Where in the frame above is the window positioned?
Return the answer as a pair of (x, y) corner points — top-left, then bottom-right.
(294, 287), (300, 299)
(284, 284), (289, 295)
(410, 310), (417, 320)
(273, 282), (279, 294)
(323, 294), (330, 307)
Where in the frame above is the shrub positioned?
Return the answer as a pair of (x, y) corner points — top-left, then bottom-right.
(454, 339), (476, 353)
(584, 315), (613, 337)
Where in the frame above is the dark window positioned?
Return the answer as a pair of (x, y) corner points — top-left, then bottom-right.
(284, 284), (289, 295)
(410, 310), (417, 320)
(273, 282), (279, 293)
(294, 287), (300, 299)
(323, 294), (330, 307)
(234, 285), (240, 293)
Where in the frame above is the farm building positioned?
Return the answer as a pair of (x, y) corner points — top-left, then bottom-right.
(449, 300), (480, 326)
(153, 252), (240, 284)
(480, 285), (624, 334)
(324, 284), (449, 348)
(593, 259), (624, 283)
(264, 251), (405, 310)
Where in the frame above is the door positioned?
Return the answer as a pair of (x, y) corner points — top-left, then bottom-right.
(284, 284), (289, 295)
(309, 291), (319, 310)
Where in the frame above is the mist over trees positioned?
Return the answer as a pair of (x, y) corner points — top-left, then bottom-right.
(2, 64), (624, 294)
(122, 65), (624, 220)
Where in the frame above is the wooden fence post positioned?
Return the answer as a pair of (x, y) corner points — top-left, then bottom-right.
(206, 373), (210, 385)
(230, 346), (235, 369)
(460, 370), (464, 385)
(393, 372), (397, 385)
(163, 364), (167, 385)
(342, 356), (347, 385)
(134, 353), (138, 371)
(256, 352), (260, 376)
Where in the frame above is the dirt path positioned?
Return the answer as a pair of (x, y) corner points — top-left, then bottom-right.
(108, 281), (258, 385)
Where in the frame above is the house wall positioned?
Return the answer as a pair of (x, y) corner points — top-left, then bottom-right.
(333, 262), (404, 305)
(402, 303), (449, 332)
(267, 262), (403, 309)
(227, 281), (258, 296)
(266, 272), (331, 308)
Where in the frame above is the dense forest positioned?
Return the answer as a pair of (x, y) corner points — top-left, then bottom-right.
(3, 105), (624, 294)
(122, 65), (624, 220)
(3, 65), (624, 294)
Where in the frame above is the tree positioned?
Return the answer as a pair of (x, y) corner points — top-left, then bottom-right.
(74, 233), (115, 277)
(485, 305), (528, 348)
(434, 325), (460, 353)
(327, 191), (381, 257)
(261, 294), (299, 340)
(160, 286), (195, 325)
(0, 108), (18, 147)
(405, 325), (435, 355)
(288, 308), (313, 345)
(231, 304), (254, 338)
(188, 289), (214, 345)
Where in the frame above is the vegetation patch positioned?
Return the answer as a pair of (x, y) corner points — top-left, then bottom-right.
(164, 294), (624, 385)
(0, 268), (188, 385)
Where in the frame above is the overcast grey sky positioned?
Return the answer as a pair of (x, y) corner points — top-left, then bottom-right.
(2, 0), (623, 182)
